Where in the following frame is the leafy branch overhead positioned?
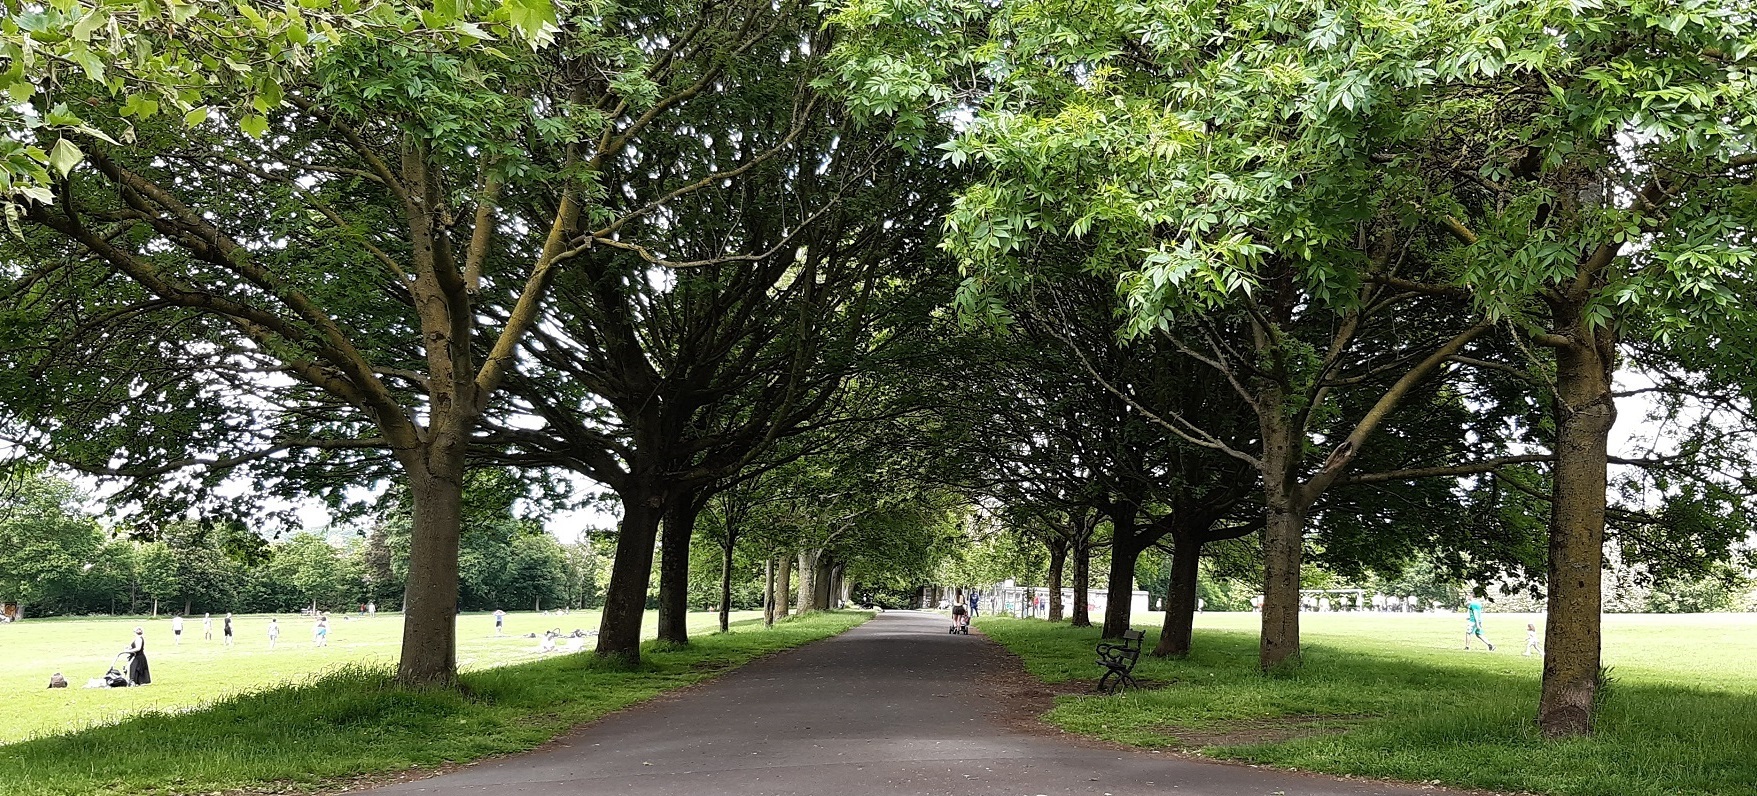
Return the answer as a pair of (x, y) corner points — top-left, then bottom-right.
(1, 0), (565, 208)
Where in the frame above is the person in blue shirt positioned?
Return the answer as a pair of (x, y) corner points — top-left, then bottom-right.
(1464, 599), (1495, 651)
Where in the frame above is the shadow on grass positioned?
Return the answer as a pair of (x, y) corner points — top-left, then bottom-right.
(978, 617), (1757, 796)
(0, 611), (870, 796)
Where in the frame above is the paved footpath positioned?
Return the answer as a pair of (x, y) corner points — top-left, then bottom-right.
(369, 611), (1454, 796)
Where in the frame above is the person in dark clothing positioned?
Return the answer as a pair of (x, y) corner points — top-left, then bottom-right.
(123, 627), (151, 685)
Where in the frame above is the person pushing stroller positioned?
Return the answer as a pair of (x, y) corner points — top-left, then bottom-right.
(948, 603), (970, 634)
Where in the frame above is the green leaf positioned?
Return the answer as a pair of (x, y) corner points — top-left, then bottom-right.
(44, 103), (82, 127)
(503, 0), (559, 47)
(5, 79), (33, 104)
(120, 93), (160, 118)
(70, 9), (106, 43)
(239, 114), (269, 138)
(67, 45), (106, 84)
(184, 106), (211, 127)
(48, 138), (83, 178)
(19, 184), (55, 205)
(454, 21), (496, 40)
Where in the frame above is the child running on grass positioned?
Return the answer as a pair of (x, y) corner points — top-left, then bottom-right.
(1523, 622), (1543, 656)
(268, 618), (280, 650)
(1463, 599), (1494, 651)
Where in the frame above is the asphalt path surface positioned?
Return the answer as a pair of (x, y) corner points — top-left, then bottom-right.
(368, 610), (1455, 796)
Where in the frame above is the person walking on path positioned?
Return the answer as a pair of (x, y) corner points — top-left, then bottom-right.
(967, 591), (979, 618)
(494, 608), (506, 636)
(202, 612), (213, 640)
(1523, 622), (1543, 656)
(1463, 599), (1494, 650)
(171, 614), (184, 645)
(268, 618), (281, 650)
(223, 612), (235, 647)
(122, 627), (151, 685)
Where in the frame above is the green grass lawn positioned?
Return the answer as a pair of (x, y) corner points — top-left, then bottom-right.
(978, 610), (1757, 796)
(0, 609), (763, 744)
(0, 610), (867, 796)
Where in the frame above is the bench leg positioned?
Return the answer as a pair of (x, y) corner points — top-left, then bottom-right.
(1096, 669), (1117, 694)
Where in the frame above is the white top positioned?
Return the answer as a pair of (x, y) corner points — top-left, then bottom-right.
(172, 617), (183, 631)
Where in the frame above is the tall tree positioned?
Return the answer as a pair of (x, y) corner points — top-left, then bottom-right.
(482, 57), (951, 657)
(1390, 4), (1757, 736)
(0, 0), (822, 685)
(0, 475), (102, 616)
(824, 0), (1512, 670)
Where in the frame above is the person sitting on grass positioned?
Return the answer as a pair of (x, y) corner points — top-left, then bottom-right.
(47, 672), (68, 688)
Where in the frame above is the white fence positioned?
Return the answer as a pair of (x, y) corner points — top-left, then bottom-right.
(975, 586), (1150, 620)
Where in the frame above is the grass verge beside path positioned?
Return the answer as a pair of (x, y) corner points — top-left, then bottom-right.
(977, 613), (1757, 796)
(0, 611), (870, 796)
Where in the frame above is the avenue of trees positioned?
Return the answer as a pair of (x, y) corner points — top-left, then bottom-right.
(3, 0), (1756, 740)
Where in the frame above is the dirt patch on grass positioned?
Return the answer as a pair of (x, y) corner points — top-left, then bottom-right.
(961, 627), (1148, 743)
(1158, 713), (1372, 748)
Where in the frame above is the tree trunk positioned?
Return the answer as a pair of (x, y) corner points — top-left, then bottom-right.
(796, 549), (820, 613)
(828, 563), (844, 609)
(1046, 539), (1068, 622)
(813, 555), (833, 609)
(1259, 404), (1306, 672)
(775, 554), (791, 618)
(1101, 536), (1142, 639)
(718, 528), (738, 634)
(1154, 531), (1203, 658)
(398, 459), (465, 686)
(597, 492), (665, 662)
(1071, 537), (1093, 627)
(656, 496), (700, 645)
(1538, 332), (1616, 737)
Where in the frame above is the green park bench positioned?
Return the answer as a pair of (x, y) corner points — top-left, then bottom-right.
(1095, 629), (1144, 694)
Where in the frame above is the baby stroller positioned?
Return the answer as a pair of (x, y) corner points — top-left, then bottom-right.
(948, 605), (970, 634)
(90, 653), (131, 687)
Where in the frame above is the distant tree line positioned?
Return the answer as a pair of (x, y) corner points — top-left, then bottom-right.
(0, 474), (609, 618)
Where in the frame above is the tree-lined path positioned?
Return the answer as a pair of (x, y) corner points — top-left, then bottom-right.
(368, 612), (1445, 796)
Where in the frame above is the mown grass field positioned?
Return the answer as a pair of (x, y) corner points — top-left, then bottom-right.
(978, 610), (1757, 796)
(0, 609), (762, 744)
(0, 610), (868, 796)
